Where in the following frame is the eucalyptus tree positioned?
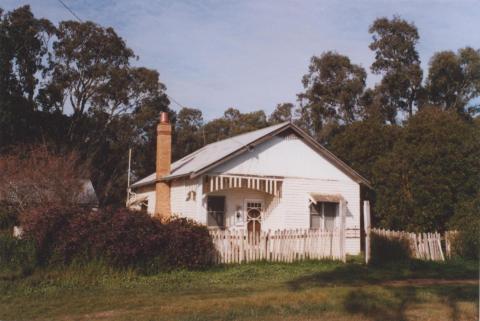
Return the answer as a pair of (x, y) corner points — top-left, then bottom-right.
(369, 16), (423, 121)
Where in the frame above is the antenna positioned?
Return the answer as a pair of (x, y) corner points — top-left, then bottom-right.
(126, 148), (132, 203)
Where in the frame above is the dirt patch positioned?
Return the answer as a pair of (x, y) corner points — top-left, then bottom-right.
(382, 279), (478, 286)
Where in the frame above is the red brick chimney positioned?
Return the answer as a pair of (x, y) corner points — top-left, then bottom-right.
(154, 112), (171, 219)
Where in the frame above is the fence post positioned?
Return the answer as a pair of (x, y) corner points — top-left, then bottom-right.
(363, 200), (371, 264)
(437, 232), (445, 261)
(340, 199), (347, 262)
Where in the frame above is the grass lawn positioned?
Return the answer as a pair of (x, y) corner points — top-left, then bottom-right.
(0, 259), (478, 321)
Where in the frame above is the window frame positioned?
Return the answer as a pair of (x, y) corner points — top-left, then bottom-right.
(309, 201), (339, 230)
(207, 196), (226, 228)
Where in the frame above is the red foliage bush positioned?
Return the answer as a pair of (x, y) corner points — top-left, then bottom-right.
(0, 146), (87, 212)
(20, 206), (214, 269)
(58, 207), (167, 267)
(20, 205), (79, 264)
(163, 217), (215, 269)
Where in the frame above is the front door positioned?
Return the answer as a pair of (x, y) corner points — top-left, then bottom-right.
(245, 200), (263, 241)
(247, 208), (261, 234)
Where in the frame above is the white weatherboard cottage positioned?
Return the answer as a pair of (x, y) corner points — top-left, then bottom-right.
(128, 113), (371, 255)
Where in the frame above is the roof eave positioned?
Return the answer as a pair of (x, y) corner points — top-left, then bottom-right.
(130, 172), (193, 189)
(190, 122), (292, 179)
(191, 122), (372, 188)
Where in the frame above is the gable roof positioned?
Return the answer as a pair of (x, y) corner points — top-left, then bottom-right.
(131, 122), (371, 188)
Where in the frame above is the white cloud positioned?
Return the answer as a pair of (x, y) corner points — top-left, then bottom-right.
(2, 0), (480, 119)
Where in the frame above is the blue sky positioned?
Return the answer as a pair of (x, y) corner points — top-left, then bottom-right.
(3, 0), (480, 119)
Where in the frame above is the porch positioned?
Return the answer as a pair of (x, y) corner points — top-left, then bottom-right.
(202, 174), (284, 232)
(202, 174), (348, 235)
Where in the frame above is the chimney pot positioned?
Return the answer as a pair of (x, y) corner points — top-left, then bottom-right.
(160, 112), (169, 124)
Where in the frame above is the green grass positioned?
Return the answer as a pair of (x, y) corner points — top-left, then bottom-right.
(0, 259), (478, 321)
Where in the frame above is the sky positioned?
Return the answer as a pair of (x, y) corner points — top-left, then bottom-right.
(3, 0), (480, 119)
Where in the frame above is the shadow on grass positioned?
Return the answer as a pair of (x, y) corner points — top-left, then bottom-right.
(286, 259), (478, 291)
(286, 260), (479, 321)
(343, 285), (478, 321)
(343, 287), (416, 321)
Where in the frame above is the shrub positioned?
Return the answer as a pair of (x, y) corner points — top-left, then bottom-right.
(0, 233), (36, 275)
(163, 217), (215, 269)
(370, 233), (411, 265)
(64, 208), (167, 267)
(20, 205), (80, 265)
(449, 196), (480, 260)
(20, 206), (214, 270)
(0, 203), (18, 231)
(20, 206), (166, 267)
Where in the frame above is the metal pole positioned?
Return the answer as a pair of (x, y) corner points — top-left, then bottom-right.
(126, 148), (132, 204)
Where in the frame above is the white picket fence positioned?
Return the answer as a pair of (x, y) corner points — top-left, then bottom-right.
(371, 228), (446, 261)
(209, 229), (345, 264)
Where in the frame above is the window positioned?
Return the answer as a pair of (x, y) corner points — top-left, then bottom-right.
(310, 202), (338, 230)
(207, 196), (225, 227)
(310, 203), (322, 229)
(140, 201), (148, 212)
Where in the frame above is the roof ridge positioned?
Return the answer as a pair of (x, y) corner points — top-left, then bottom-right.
(171, 121), (290, 167)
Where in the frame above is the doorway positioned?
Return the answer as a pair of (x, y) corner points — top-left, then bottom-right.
(245, 199), (263, 241)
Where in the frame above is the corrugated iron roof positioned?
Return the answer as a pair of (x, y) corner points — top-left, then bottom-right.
(131, 122), (290, 188)
(131, 121), (371, 188)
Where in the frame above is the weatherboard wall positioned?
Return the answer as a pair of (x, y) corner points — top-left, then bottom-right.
(212, 134), (352, 181)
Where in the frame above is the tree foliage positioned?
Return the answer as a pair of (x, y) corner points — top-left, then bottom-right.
(1, 6), (479, 237)
(372, 109), (480, 231)
(203, 108), (268, 144)
(425, 47), (480, 114)
(298, 52), (366, 139)
(368, 16), (423, 121)
(0, 6), (172, 205)
(0, 6), (55, 146)
(269, 103), (293, 124)
(329, 119), (400, 180)
(173, 107), (204, 161)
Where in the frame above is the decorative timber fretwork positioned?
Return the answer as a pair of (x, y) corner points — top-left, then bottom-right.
(203, 174), (283, 197)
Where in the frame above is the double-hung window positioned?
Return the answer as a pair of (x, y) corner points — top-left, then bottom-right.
(310, 202), (338, 230)
(207, 196), (225, 227)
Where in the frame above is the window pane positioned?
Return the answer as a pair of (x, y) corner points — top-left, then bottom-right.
(207, 196), (225, 227)
(323, 202), (337, 231)
(207, 211), (224, 227)
(207, 196), (225, 212)
(323, 202), (337, 217)
(309, 203), (322, 215)
(311, 215), (321, 228)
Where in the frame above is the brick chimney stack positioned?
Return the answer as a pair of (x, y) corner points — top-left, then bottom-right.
(154, 111), (171, 219)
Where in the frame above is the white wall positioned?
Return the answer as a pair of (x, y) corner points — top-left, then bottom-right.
(213, 134), (352, 181)
(170, 177), (200, 220)
(281, 177), (361, 254)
